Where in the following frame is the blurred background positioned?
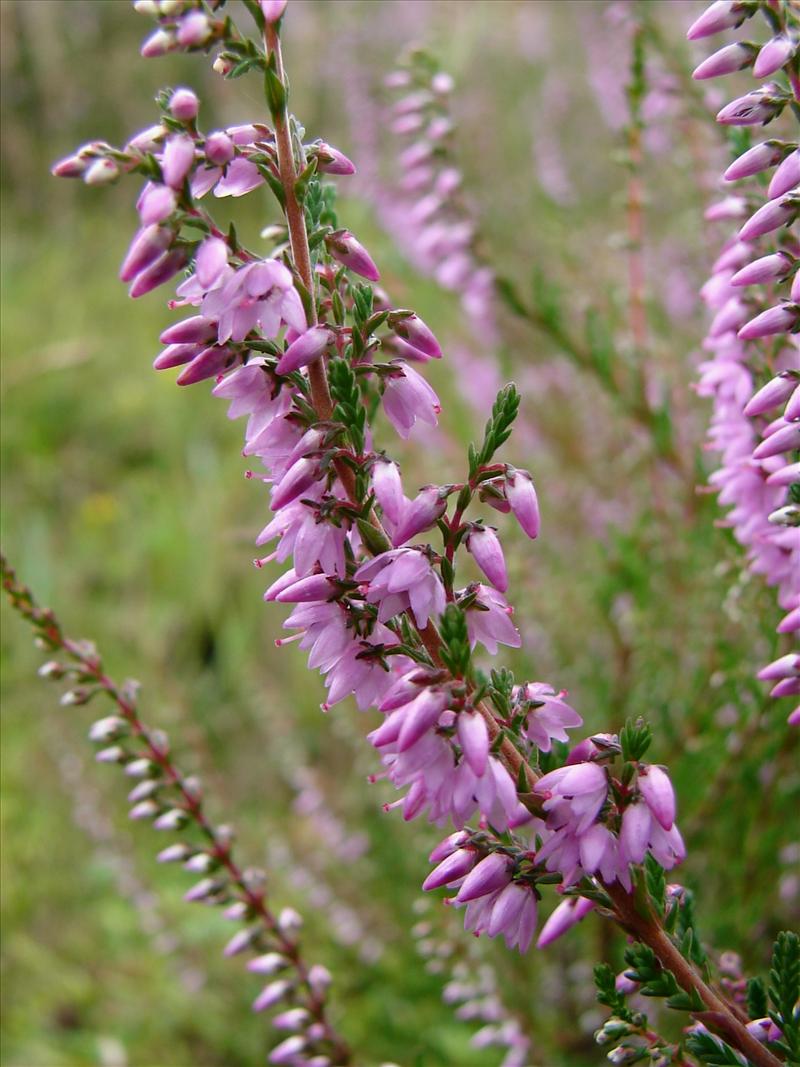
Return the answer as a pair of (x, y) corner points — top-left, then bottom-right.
(1, 2), (798, 1065)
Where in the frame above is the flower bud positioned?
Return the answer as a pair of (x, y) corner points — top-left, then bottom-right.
(129, 249), (188, 299)
(637, 765), (676, 830)
(276, 326), (333, 375)
(505, 469), (540, 539)
(739, 193), (799, 241)
(753, 422), (800, 460)
(423, 848), (476, 891)
(253, 979), (293, 1012)
(457, 711), (490, 777)
(120, 225), (174, 283)
(717, 84), (786, 127)
(686, 1), (753, 41)
(754, 35), (796, 79)
(84, 158), (120, 185)
(260, 0), (288, 23)
(465, 525), (508, 592)
(731, 252), (793, 287)
(95, 745), (127, 764)
(248, 952), (289, 975)
(170, 88), (200, 122)
(129, 799), (160, 820)
(724, 140), (787, 182)
(388, 312), (442, 359)
(157, 842), (193, 863)
(692, 42), (757, 80)
(141, 28), (176, 59)
(768, 149), (800, 200)
(324, 230), (380, 281)
(313, 141), (356, 175)
(161, 134), (195, 189)
(154, 808), (189, 831)
(205, 131), (235, 166)
(88, 716), (128, 743)
(744, 372), (798, 417)
(177, 11), (213, 47)
(738, 303), (800, 341)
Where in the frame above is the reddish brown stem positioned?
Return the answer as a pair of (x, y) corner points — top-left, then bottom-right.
(605, 882), (783, 1067)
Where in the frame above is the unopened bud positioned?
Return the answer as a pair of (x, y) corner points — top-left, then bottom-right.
(183, 851), (217, 873)
(38, 661), (65, 679)
(153, 808), (189, 831)
(124, 758), (158, 778)
(127, 779), (160, 803)
(278, 906), (303, 933)
(95, 745), (127, 764)
(60, 687), (93, 706)
(129, 799), (160, 821)
(88, 716), (128, 743)
(157, 842), (193, 863)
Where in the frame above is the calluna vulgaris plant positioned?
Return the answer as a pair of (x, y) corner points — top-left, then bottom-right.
(2, 1), (798, 1065)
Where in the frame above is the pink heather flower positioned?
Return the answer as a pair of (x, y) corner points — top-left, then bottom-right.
(757, 653), (800, 681)
(716, 85), (785, 127)
(455, 852), (513, 903)
(724, 141), (787, 182)
(739, 194), (799, 242)
(170, 88), (199, 122)
(768, 462), (800, 487)
(505, 469), (540, 539)
(153, 342), (203, 370)
(389, 312), (442, 359)
(515, 683), (583, 752)
(466, 525), (508, 592)
(536, 896), (595, 948)
(747, 1018), (784, 1044)
(161, 134), (195, 189)
(253, 979), (292, 1012)
(382, 364), (441, 439)
(705, 195), (747, 221)
(129, 249), (188, 298)
(119, 225), (173, 283)
(141, 27), (175, 58)
(260, 0), (288, 23)
(269, 1036), (305, 1064)
(486, 883), (538, 952)
(137, 182), (177, 225)
(731, 252), (793, 288)
(276, 326), (334, 375)
(535, 762), (608, 833)
(176, 345), (236, 386)
(202, 260), (306, 343)
(754, 422), (800, 461)
(692, 42), (757, 80)
(637, 765), (676, 830)
(769, 151), (800, 200)
(324, 230), (380, 281)
(429, 831), (468, 864)
(257, 499), (348, 578)
(457, 711), (490, 777)
(160, 316), (216, 346)
(83, 157), (119, 185)
(754, 35), (796, 79)
(686, 1), (752, 40)
(270, 456), (321, 511)
(392, 486), (448, 546)
(738, 304), (800, 341)
(744, 372), (799, 417)
(194, 236), (229, 290)
(355, 548), (446, 628)
(176, 11), (213, 48)
(313, 141), (356, 176)
(395, 689), (450, 752)
(274, 573), (334, 605)
(619, 802), (652, 865)
(423, 847), (477, 891)
(205, 131), (235, 166)
(372, 458), (404, 526)
(213, 157), (266, 198)
(464, 584), (521, 654)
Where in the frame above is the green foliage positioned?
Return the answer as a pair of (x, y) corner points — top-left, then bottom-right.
(643, 854), (666, 914)
(438, 605), (471, 679)
(768, 931), (800, 1059)
(468, 384), (519, 477)
(594, 962), (638, 1025)
(329, 358), (366, 455)
(622, 943), (703, 1012)
(746, 976), (768, 1021)
(684, 1030), (747, 1066)
(620, 717), (652, 762)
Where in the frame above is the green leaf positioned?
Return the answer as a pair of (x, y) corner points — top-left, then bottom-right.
(768, 931), (800, 1057)
(620, 717), (652, 762)
(746, 976), (768, 1021)
(264, 55), (286, 119)
(439, 604), (471, 679)
(684, 1031), (746, 1066)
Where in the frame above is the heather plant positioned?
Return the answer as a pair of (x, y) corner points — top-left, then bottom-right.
(1, 2), (799, 1066)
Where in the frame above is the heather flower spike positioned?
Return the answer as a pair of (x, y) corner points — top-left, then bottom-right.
(23, 5), (796, 1067)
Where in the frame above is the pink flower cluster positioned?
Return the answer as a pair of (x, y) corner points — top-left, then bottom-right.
(54, 0), (686, 979)
(690, 0), (799, 723)
(423, 750), (684, 953)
